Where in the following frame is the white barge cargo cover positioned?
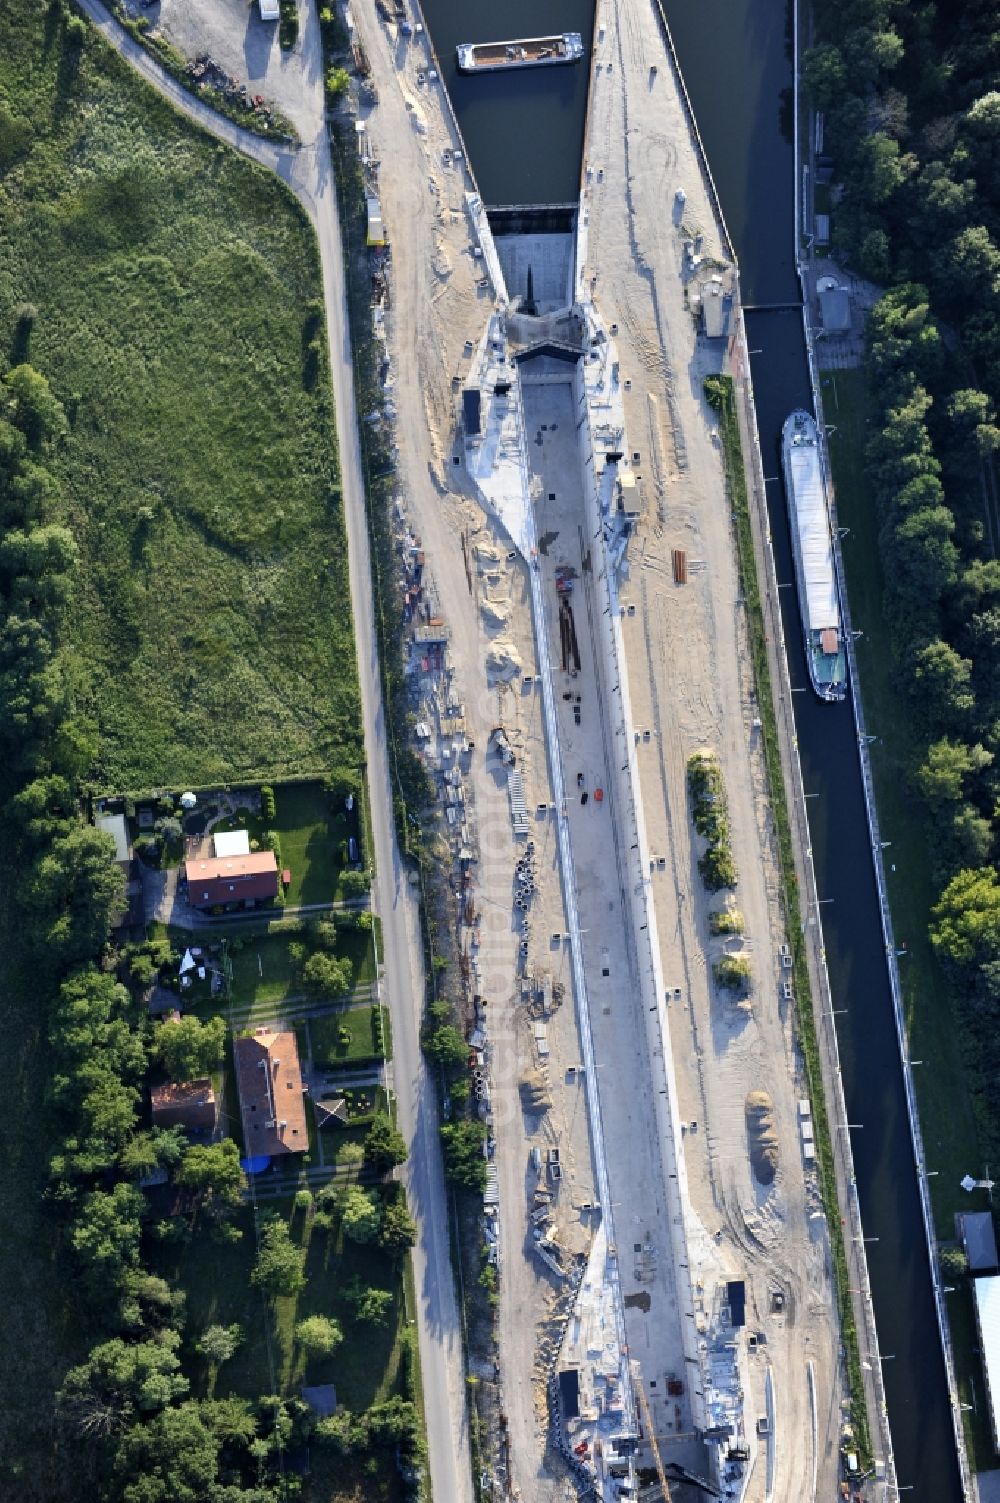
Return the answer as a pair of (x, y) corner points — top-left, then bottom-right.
(785, 427), (839, 631)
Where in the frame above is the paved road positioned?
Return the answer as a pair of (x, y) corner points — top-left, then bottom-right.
(74, 7), (473, 1499)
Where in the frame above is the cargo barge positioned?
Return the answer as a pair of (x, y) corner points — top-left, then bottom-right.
(456, 33), (585, 74)
(781, 410), (847, 702)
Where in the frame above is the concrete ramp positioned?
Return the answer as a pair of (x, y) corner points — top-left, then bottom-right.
(495, 232), (575, 312)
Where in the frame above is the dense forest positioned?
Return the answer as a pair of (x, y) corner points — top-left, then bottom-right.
(804, 0), (1000, 1151)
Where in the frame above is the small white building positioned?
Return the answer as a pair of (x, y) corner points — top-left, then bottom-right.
(366, 193), (385, 247)
(258, 0), (281, 20)
(702, 277), (731, 339)
(817, 275), (850, 333)
(213, 828), (251, 859)
(972, 1275), (1000, 1451)
(96, 811), (132, 867)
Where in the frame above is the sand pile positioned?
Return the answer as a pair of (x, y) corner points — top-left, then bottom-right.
(486, 641), (522, 682)
(519, 1072), (551, 1115)
(481, 597), (511, 631)
(745, 1090), (779, 1186)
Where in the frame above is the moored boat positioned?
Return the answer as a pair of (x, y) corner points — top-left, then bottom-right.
(456, 33), (585, 74)
(781, 410), (847, 702)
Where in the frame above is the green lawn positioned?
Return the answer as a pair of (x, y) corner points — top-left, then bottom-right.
(214, 781), (363, 906)
(226, 927), (375, 1007)
(309, 1005), (387, 1068)
(0, 9), (362, 793)
(153, 924), (375, 1011)
(824, 364), (991, 1464)
(156, 1200), (404, 1410)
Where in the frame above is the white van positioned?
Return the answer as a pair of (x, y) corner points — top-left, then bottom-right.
(259, 0), (280, 19)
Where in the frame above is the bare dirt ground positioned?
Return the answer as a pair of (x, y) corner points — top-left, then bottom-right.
(340, 13), (593, 1494)
(140, 0), (325, 139)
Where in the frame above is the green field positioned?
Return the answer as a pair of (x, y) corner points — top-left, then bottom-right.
(824, 365), (992, 1463)
(0, 7), (362, 793)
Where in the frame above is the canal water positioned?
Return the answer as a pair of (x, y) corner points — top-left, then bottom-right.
(419, 0), (963, 1489)
(418, 0), (594, 207)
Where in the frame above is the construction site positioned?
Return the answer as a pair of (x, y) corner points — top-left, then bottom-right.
(340, 0), (868, 1498)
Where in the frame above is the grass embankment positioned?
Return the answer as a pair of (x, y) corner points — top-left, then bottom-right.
(823, 365), (991, 1464)
(706, 374), (870, 1459)
(0, 7), (362, 794)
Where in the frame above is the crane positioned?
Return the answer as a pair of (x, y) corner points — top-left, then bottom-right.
(634, 1370), (672, 1503)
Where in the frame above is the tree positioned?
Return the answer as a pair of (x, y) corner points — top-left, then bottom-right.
(334, 1138), (365, 1170)
(884, 505), (959, 612)
(71, 1184), (144, 1289)
(343, 1277), (394, 1326)
(857, 132), (909, 204)
(340, 868), (369, 898)
(118, 1270), (185, 1335)
(8, 772), (74, 845)
(367, 1395), (419, 1447)
(363, 1112), (408, 1172)
(295, 1314), (343, 1357)
(301, 950), (351, 996)
(200, 1394), (257, 1449)
(931, 866), (1000, 966)
(25, 824), (126, 965)
(939, 1244), (969, 1282)
(112, 1401), (221, 1503)
(933, 225), (1000, 307)
(423, 1022), (468, 1069)
(340, 1185), (381, 1244)
(175, 1140), (245, 1211)
(916, 737), (992, 807)
(802, 43), (846, 109)
(196, 1324), (244, 1367)
(912, 640), (975, 728)
(315, 1408), (368, 1454)
(154, 1013), (226, 1081)
(2, 364), (66, 449)
(0, 523), (77, 611)
(940, 804), (993, 872)
(58, 1334), (188, 1437)
(251, 1218), (306, 1298)
(439, 1119), (487, 1192)
(379, 1191), (416, 1255)
(120, 1127), (186, 1181)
